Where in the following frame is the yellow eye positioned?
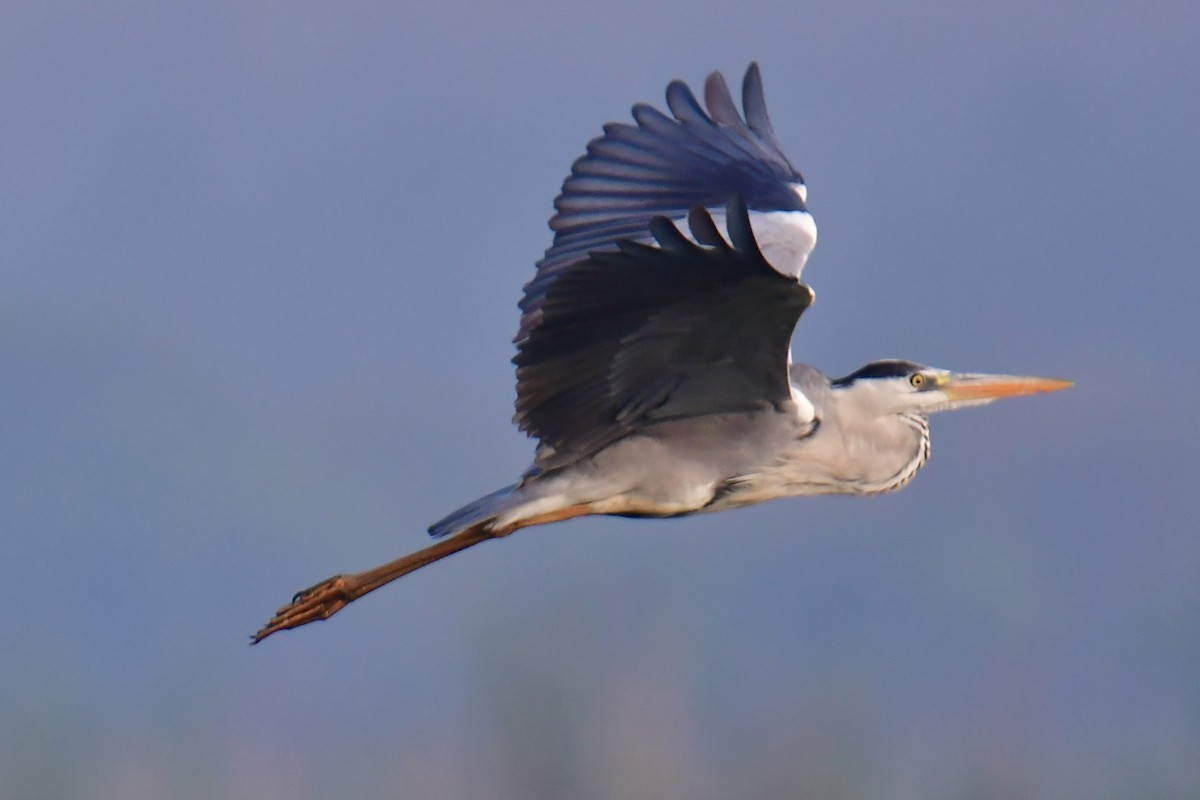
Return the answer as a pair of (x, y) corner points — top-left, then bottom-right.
(910, 373), (926, 388)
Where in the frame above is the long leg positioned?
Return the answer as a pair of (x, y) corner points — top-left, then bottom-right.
(251, 504), (593, 644)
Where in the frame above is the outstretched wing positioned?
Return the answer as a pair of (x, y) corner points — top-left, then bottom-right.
(514, 197), (815, 472)
(517, 63), (814, 348)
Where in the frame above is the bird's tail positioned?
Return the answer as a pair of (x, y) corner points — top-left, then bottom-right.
(427, 484), (522, 539)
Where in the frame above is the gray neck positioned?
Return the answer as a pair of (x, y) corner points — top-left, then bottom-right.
(797, 372), (932, 495)
(823, 411), (929, 494)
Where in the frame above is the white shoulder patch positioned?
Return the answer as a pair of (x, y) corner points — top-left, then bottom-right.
(748, 210), (817, 280)
(697, 208), (817, 282)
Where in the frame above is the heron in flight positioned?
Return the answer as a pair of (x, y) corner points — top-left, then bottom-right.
(254, 64), (1069, 643)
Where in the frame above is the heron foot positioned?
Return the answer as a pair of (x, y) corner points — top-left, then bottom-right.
(252, 574), (354, 644)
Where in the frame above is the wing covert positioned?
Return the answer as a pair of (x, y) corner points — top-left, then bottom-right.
(513, 197), (814, 472)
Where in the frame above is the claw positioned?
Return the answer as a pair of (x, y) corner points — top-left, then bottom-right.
(251, 523), (500, 645)
(252, 575), (354, 644)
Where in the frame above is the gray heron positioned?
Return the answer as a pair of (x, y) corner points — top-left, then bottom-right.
(253, 64), (1069, 643)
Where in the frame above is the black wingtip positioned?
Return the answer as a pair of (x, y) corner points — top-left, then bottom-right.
(648, 214), (693, 253)
(744, 62), (763, 97)
(742, 62), (778, 147)
(647, 196), (766, 264)
(665, 78), (708, 125)
(724, 194), (755, 253)
(704, 70), (752, 137)
(687, 205), (724, 247)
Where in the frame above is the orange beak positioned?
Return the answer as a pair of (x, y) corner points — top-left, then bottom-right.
(941, 373), (1074, 402)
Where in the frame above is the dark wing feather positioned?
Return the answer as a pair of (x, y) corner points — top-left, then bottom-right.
(517, 63), (804, 347)
(513, 197), (814, 472)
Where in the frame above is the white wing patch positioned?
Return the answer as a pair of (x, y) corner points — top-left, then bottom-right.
(748, 210), (817, 280)
(696, 208), (817, 282)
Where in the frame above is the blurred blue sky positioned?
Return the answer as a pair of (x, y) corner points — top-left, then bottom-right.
(1, 1), (1197, 798)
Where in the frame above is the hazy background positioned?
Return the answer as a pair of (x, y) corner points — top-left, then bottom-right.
(2, 2), (1197, 798)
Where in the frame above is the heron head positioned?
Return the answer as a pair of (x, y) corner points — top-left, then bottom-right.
(832, 359), (1072, 416)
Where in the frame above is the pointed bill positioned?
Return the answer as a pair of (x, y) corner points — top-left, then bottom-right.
(941, 373), (1073, 402)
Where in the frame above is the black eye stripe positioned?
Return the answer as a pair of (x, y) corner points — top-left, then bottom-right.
(832, 360), (927, 386)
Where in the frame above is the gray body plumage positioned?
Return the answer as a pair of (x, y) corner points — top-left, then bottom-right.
(431, 349), (934, 538)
